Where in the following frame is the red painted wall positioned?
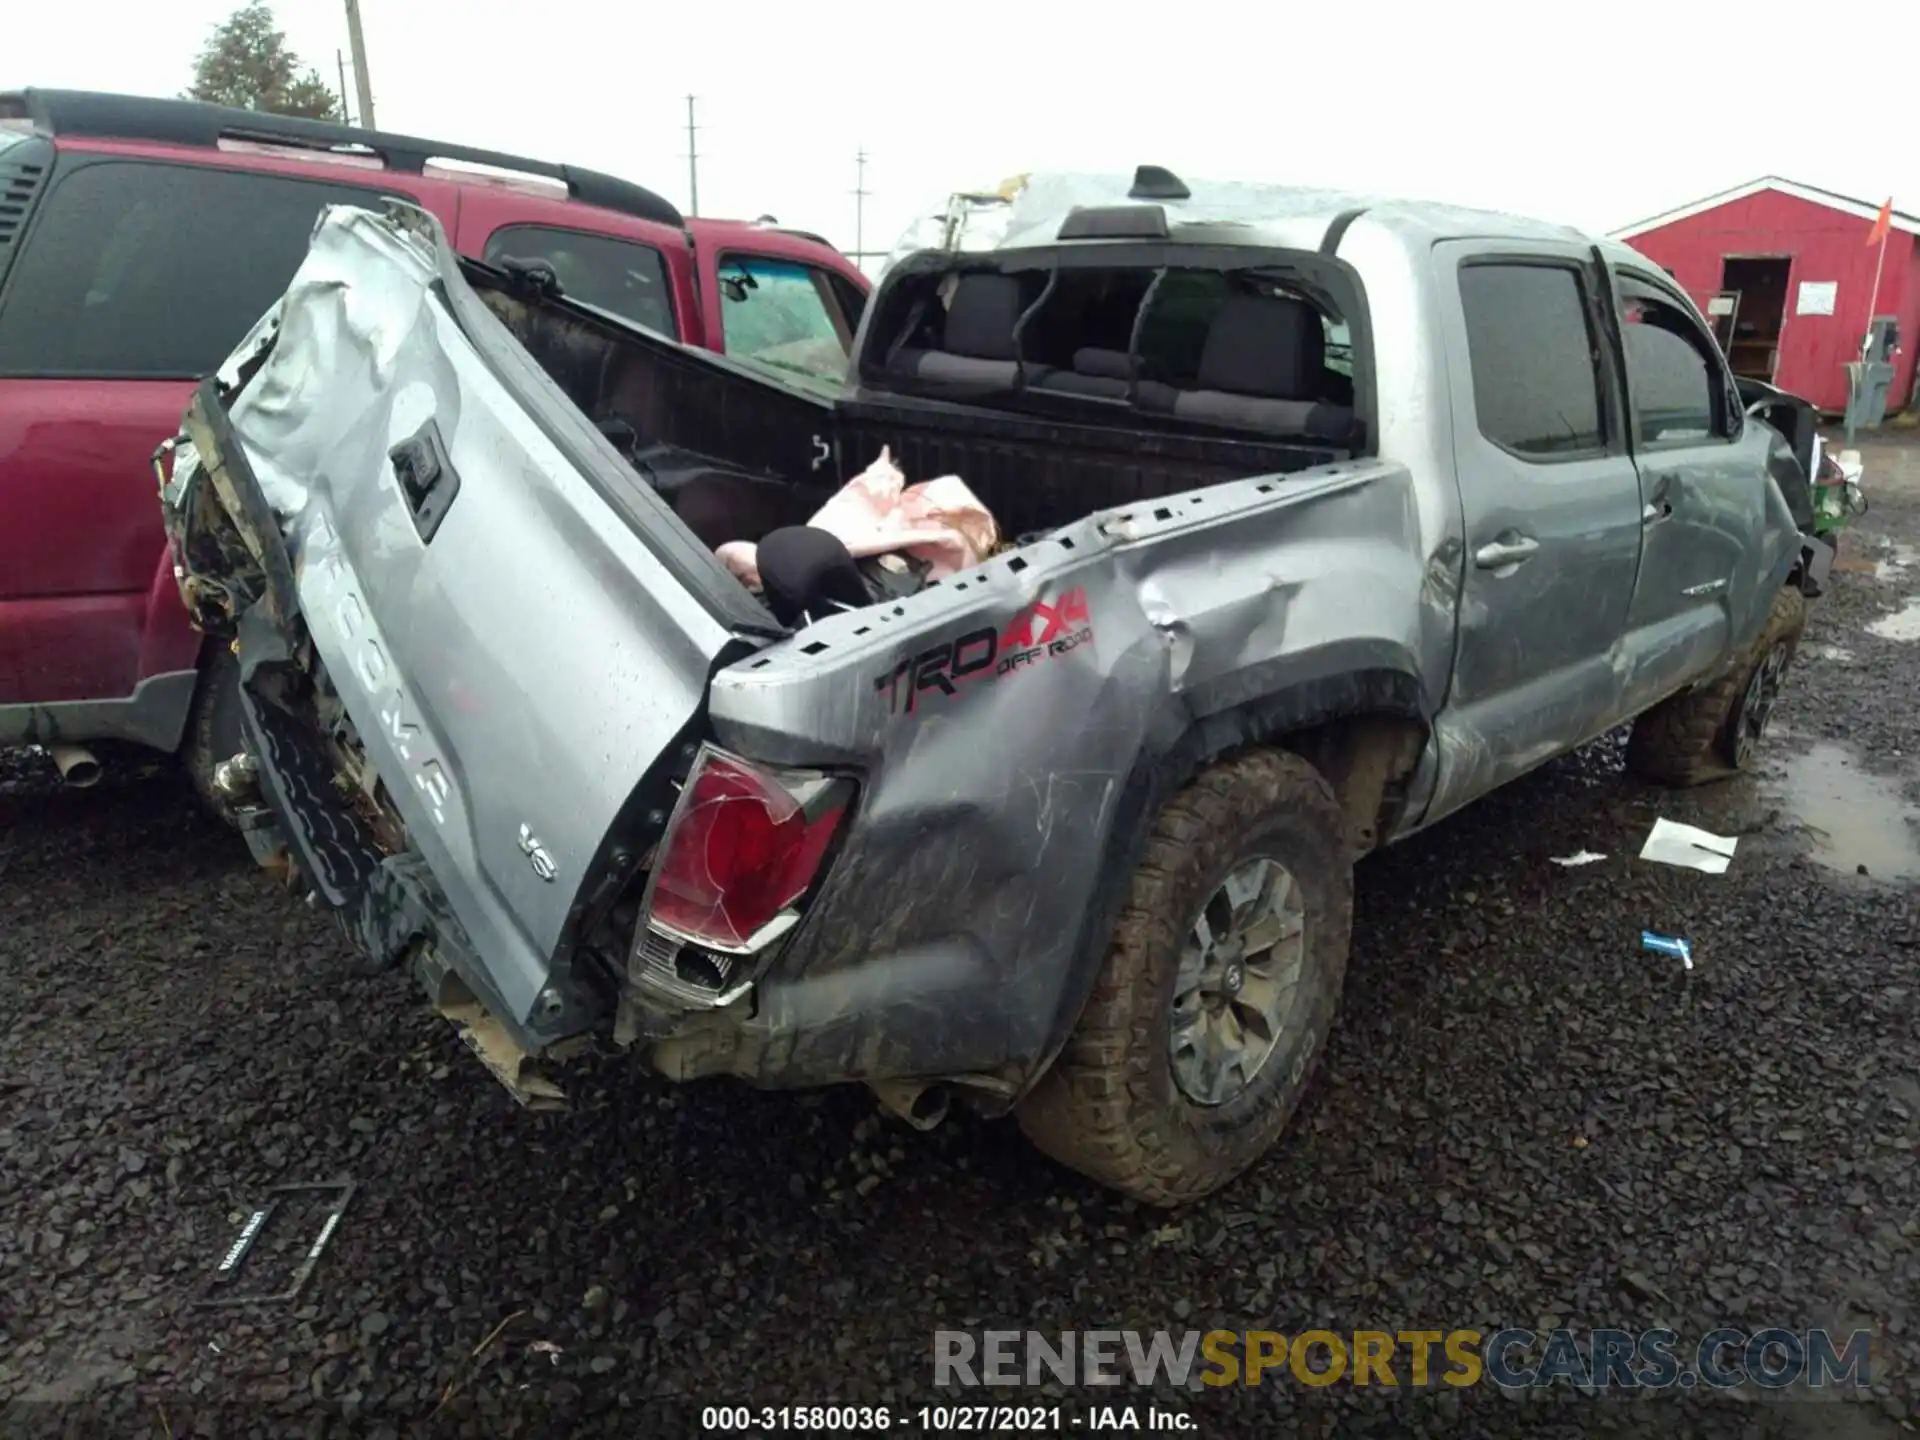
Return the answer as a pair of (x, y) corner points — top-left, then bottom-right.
(1624, 188), (1918, 413)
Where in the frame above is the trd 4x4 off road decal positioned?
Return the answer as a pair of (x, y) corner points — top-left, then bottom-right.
(874, 588), (1095, 717)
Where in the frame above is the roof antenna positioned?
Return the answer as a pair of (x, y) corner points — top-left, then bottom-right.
(1129, 165), (1190, 202)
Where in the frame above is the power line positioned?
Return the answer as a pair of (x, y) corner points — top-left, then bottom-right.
(685, 95), (700, 218)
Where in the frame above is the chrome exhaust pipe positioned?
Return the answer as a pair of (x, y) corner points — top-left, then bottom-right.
(49, 744), (102, 789)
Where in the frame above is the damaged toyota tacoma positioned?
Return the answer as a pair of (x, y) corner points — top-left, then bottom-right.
(156, 171), (1832, 1205)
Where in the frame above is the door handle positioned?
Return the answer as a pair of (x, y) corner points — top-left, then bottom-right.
(1474, 535), (1540, 571)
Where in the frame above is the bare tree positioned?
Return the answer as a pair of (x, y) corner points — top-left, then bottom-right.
(186, 3), (343, 121)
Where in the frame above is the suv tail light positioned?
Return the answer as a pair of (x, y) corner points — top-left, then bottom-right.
(641, 746), (850, 952)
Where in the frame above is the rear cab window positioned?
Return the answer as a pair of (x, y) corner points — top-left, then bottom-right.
(481, 223), (676, 340)
(1455, 261), (1608, 459)
(857, 247), (1367, 448)
(0, 158), (422, 378)
(716, 253), (865, 389)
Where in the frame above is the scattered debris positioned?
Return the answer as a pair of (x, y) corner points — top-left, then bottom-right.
(1639, 819), (1737, 875)
(1621, 1269), (1672, 1304)
(195, 1180), (355, 1308)
(1641, 931), (1694, 971)
(1550, 850), (1607, 867)
(434, 1309), (528, 1416)
(528, 1340), (564, 1366)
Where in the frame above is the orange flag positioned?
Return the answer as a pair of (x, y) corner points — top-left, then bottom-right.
(1867, 197), (1893, 247)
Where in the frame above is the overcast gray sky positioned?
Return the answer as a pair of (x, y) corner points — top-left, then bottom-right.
(12, 0), (1909, 255)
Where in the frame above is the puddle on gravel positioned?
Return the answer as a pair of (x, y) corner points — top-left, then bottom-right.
(1764, 744), (1920, 881)
(1874, 540), (1920, 581)
(1867, 596), (1920, 641)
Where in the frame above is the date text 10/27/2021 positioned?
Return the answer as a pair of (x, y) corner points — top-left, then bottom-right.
(702, 1406), (1193, 1432)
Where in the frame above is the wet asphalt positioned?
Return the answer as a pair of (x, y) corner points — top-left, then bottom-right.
(2, 440), (1918, 1439)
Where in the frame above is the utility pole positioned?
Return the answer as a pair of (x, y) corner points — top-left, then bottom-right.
(335, 50), (353, 125)
(343, 0), (376, 129)
(684, 96), (700, 217)
(852, 147), (870, 263)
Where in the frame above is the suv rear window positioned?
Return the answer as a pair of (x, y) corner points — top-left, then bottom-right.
(482, 224), (675, 339)
(0, 159), (418, 379)
(716, 254), (859, 387)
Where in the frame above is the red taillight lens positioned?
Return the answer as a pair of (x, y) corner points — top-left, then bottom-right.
(644, 750), (847, 950)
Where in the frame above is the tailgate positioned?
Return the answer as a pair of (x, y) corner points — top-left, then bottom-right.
(178, 204), (763, 1039)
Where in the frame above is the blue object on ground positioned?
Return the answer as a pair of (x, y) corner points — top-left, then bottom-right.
(1641, 930), (1693, 970)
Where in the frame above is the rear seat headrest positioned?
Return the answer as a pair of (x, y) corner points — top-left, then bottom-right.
(943, 273), (1025, 361)
(1196, 293), (1326, 398)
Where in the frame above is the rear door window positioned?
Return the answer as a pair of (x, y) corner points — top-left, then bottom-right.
(480, 223), (675, 339)
(0, 159), (418, 379)
(716, 254), (858, 386)
(1457, 261), (1607, 459)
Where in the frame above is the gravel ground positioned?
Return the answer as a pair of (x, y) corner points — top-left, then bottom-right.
(4, 440), (1919, 1439)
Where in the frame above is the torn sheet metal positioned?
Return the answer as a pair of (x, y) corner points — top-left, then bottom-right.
(1639, 818), (1738, 874)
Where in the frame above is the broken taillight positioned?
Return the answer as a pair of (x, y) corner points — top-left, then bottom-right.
(641, 747), (849, 952)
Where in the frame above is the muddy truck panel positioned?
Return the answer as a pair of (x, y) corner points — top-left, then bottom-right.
(683, 460), (1429, 1087)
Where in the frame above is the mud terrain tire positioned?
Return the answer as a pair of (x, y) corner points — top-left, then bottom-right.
(1626, 586), (1806, 788)
(1017, 749), (1352, 1207)
(179, 648), (247, 827)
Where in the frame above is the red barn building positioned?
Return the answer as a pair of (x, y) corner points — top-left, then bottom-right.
(1613, 177), (1919, 414)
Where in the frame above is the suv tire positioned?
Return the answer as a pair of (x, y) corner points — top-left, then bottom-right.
(179, 648), (247, 827)
(1017, 749), (1352, 1206)
(1625, 586), (1806, 788)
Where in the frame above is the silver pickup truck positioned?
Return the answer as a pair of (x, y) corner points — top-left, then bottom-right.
(158, 170), (1830, 1206)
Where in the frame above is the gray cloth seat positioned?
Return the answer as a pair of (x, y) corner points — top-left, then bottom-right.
(1170, 294), (1353, 440)
(1033, 347), (1181, 411)
(894, 273), (1024, 386)
(1033, 346), (1132, 398)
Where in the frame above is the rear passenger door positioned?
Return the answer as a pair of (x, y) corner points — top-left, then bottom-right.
(1433, 242), (1644, 799)
(1606, 264), (1774, 709)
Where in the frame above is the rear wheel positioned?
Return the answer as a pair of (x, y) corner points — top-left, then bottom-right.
(1625, 586), (1806, 787)
(179, 648), (247, 827)
(1017, 749), (1352, 1207)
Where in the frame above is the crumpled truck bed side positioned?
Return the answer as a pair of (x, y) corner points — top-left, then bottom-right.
(647, 457), (1441, 1098)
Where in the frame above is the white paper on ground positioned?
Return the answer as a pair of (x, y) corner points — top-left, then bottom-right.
(1639, 818), (1738, 874)
(1550, 851), (1608, 867)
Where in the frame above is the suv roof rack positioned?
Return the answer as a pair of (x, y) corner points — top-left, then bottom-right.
(0, 88), (686, 231)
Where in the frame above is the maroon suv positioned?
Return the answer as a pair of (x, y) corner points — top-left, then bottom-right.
(0, 88), (868, 803)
